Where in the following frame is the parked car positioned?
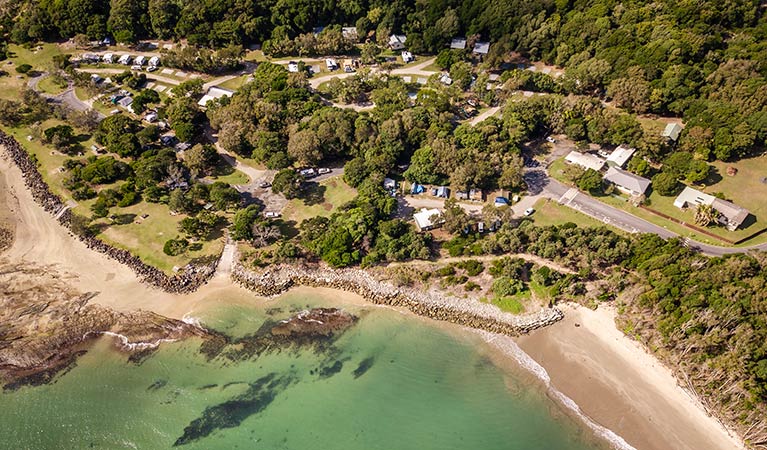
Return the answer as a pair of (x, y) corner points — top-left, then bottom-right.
(265, 211), (280, 218)
(299, 168), (317, 178)
(545, 136), (556, 143)
(318, 168), (331, 174)
(524, 207), (535, 216)
(146, 66), (158, 72)
(259, 181), (271, 188)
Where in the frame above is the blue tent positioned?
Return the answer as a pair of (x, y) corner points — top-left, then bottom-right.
(411, 184), (425, 194)
(494, 196), (509, 205)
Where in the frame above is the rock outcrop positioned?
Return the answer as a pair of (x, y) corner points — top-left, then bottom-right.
(232, 263), (563, 336)
(0, 260), (208, 390)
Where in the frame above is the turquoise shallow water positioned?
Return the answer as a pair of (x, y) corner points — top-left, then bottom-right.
(0, 292), (606, 450)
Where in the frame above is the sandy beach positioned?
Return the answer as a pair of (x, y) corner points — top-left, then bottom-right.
(516, 304), (745, 450)
(0, 150), (747, 450)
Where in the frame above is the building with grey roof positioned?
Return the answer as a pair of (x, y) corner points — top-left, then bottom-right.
(603, 167), (650, 196)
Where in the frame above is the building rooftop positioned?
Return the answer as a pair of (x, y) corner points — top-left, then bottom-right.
(413, 208), (442, 231)
(673, 186), (750, 230)
(606, 145), (636, 168)
(450, 38), (466, 49)
(603, 167), (650, 195)
(342, 27), (358, 40)
(197, 86), (234, 107)
(565, 151), (605, 172)
(662, 123), (683, 141)
(473, 42), (490, 54)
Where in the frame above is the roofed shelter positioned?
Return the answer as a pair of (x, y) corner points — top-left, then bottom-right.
(606, 145), (636, 168)
(673, 186), (750, 231)
(662, 123), (683, 142)
(413, 208), (443, 231)
(565, 150), (605, 172)
(603, 167), (650, 196)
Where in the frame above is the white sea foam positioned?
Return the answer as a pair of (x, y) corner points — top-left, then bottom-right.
(181, 313), (204, 328)
(475, 330), (637, 450)
(83, 331), (178, 351)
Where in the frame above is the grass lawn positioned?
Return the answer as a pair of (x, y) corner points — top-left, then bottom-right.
(0, 72), (27, 100)
(530, 198), (610, 229)
(37, 75), (67, 95)
(489, 293), (528, 314)
(547, 157), (575, 185)
(6, 43), (63, 71)
(95, 201), (224, 273)
(708, 157), (767, 226)
(282, 177), (356, 223)
(207, 167), (250, 185)
(217, 75), (250, 92)
(3, 121), (74, 193)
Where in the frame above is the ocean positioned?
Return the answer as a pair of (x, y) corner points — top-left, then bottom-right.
(0, 290), (608, 450)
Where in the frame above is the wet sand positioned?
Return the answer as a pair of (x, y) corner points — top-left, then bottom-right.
(517, 304), (744, 450)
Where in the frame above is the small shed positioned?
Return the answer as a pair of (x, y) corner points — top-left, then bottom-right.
(473, 42), (490, 55)
(413, 208), (443, 231)
(450, 38), (467, 50)
(662, 123), (683, 142)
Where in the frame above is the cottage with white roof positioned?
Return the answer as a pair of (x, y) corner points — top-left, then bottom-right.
(565, 151), (605, 172)
(413, 208), (443, 231)
(606, 145), (636, 168)
(197, 86), (234, 108)
(450, 37), (467, 49)
(473, 42), (490, 55)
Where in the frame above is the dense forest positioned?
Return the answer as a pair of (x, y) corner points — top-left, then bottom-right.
(3, 0), (766, 159)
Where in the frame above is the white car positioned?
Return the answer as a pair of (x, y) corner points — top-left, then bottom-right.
(265, 211), (280, 218)
(318, 168), (331, 174)
(524, 207), (535, 216)
(545, 136), (556, 143)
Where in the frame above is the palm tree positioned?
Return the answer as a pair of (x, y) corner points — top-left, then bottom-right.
(694, 204), (719, 227)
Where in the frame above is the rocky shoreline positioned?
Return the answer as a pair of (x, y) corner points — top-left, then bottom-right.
(0, 259), (210, 390)
(232, 263), (564, 336)
(0, 130), (217, 293)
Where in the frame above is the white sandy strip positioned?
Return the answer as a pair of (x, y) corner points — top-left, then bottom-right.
(571, 304), (745, 450)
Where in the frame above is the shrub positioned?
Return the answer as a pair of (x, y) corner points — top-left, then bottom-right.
(163, 237), (189, 256)
(15, 64), (32, 74)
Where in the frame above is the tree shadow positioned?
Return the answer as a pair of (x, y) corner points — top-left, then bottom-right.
(301, 183), (326, 206)
(111, 213), (136, 225)
(276, 219), (300, 239)
(213, 157), (235, 176)
(75, 133), (92, 144)
(703, 166), (723, 186)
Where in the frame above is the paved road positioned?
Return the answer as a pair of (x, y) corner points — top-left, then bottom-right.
(78, 67), (183, 86)
(536, 175), (767, 256)
(469, 106), (500, 126)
